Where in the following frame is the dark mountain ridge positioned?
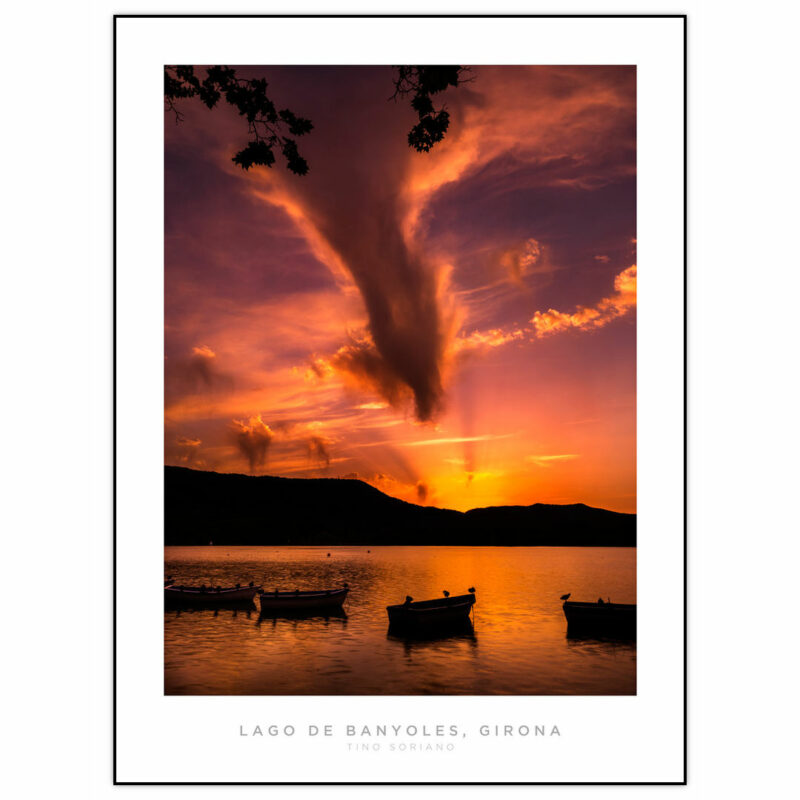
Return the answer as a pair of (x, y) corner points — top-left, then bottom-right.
(165, 466), (636, 546)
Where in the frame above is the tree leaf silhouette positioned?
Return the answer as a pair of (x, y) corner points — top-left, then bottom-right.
(391, 66), (471, 153)
(231, 140), (276, 171)
(165, 65), (471, 173)
(165, 65), (313, 174)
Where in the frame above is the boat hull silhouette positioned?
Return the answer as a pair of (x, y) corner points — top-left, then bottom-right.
(562, 600), (636, 634)
(386, 593), (475, 628)
(257, 587), (349, 612)
(165, 585), (262, 606)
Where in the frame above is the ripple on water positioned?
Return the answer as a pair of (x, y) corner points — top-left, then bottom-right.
(164, 545), (635, 695)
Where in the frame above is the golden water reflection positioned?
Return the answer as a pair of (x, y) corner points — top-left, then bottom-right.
(164, 546), (635, 695)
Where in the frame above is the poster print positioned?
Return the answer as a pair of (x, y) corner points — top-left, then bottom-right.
(116, 15), (685, 784)
(164, 61), (638, 697)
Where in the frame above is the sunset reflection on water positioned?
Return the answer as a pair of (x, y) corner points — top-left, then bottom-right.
(164, 546), (635, 695)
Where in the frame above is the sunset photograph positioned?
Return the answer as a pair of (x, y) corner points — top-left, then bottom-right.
(163, 64), (637, 696)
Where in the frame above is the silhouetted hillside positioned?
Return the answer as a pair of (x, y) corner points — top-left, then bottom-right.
(165, 466), (636, 546)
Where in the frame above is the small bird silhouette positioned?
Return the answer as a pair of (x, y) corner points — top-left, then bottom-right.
(468, 586), (476, 593)
(560, 593), (571, 601)
(443, 590), (450, 597)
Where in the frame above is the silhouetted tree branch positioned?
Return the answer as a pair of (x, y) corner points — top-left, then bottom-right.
(391, 66), (472, 152)
(165, 65), (313, 174)
(165, 65), (471, 174)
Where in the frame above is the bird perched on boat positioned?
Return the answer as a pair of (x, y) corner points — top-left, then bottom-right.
(560, 593), (571, 601)
(468, 587), (476, 593)
(443, 590), (450, 597)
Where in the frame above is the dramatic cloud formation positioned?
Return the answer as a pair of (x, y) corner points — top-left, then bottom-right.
(532, 265), (636, 336)
(498, 238), (542, 285)
(250, 72), (455, 422)
(308, 435), (332, 468)
(453, 326), (527, 355)
(327, 333), (419, 412)
(187, 345), (220, 387)
(167, 345), (234, 405)
(231, 415), (274, 471)
(173, 436), (203, 465)
(308, 262), (637, 374)
(247, 67), (635, 422)
(164, 66), (637, 512)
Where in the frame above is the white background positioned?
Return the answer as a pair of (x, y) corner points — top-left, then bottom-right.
(115, 14), (682, 785)
(1, 0), (799, 797)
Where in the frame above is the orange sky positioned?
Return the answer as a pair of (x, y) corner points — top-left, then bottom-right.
(165, 66), (636, 513)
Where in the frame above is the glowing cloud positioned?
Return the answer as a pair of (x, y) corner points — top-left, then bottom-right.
(230, 415), (274, 471)
(531, 265), (637, 336)
(401, 433), (514, 448)
(308, 435), (332, 468)
(453, 327), (526, 354)
(499, 238), (542, 284)
(526, 454), (580, 467)
(174, 436), (204, 466)
(192, 345), (216, 359)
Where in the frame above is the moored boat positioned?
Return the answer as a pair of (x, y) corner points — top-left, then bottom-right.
(561, 596), (636, 634)
(257, 585), (349, 613)
(386, 590), (476, 628)
(388, 617), (475, 643)
(165, 583), (262, 606)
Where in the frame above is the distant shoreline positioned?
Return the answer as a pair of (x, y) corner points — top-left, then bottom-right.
(165, 466), (636, 548)
(165, 465), (635, 516)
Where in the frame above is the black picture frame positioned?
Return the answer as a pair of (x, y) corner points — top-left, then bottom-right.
(113, 13), (687, 786)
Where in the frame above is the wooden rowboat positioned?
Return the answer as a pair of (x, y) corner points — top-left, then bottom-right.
(165, 584), (262, 606)
(387, 618), (475, 643)
(562, 598), (636, 634)
(257, 586), (349, 613)
(387, 592), (475, 628)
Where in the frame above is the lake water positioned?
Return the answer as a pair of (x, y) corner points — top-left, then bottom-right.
(164, 546), (635, 695)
